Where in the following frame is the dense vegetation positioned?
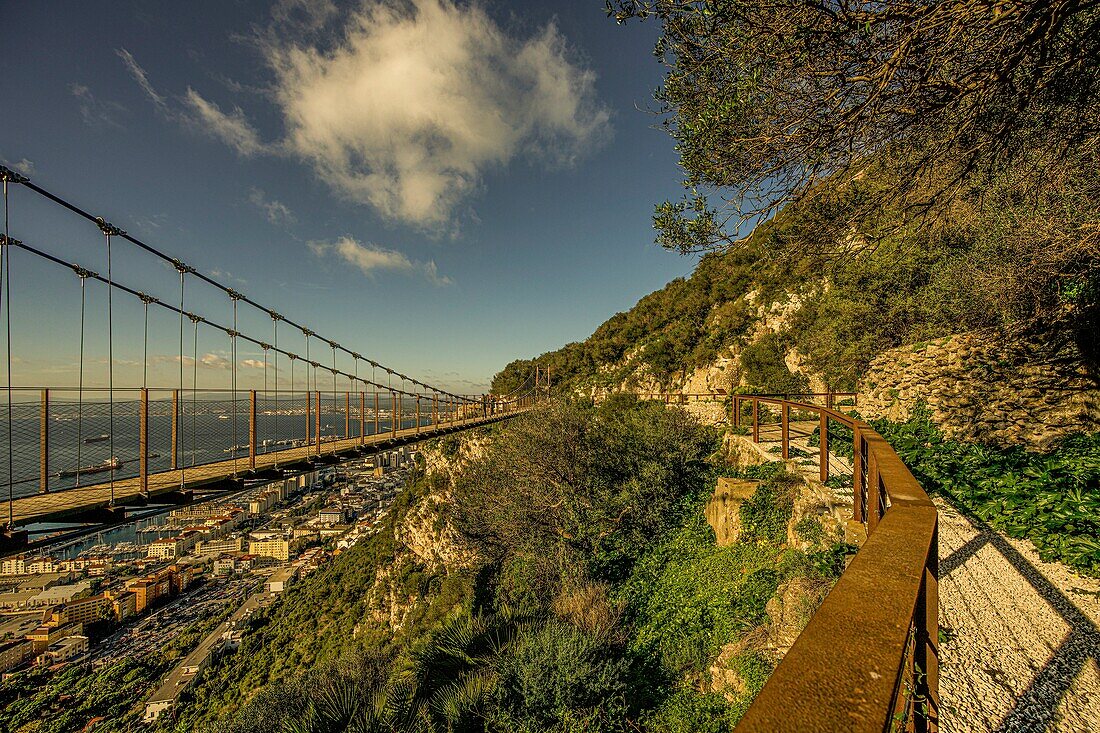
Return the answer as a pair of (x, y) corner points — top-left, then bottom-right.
(876, 408), (1100, 575)
(192, 398), (848, 732)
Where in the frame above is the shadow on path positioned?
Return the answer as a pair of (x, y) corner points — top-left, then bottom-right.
(940, 503), (1100, 732)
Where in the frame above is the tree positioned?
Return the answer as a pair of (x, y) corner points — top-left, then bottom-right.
(607, 0), (1100, 254)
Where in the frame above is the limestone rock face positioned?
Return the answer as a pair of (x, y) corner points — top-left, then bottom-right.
(705, 478), (759, 546)
(723, 433), (771, 468)
(766, 577), (832, 655)
(706, 633), (766, 700)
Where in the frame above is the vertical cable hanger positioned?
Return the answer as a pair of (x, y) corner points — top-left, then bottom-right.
(175, 262), (189, 488)
(96, 218), (123, 505)
(228, 291), (241, 477)
(0, 170), (16, 526)
(74, 269), (91, 489)
(272, 312), (281, 467)
(190, 313), (200, 467)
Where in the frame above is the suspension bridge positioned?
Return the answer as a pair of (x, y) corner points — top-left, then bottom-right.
(0, 164), (542, 552)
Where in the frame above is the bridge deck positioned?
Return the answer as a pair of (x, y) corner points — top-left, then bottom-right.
(7, 410), (518, 527)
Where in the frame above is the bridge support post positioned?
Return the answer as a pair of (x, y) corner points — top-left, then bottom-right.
(391, 392), (398, 438)
(345, 392), (351, 441)
(819, 411), (829, 484)
(374, 392), (380, 436)
(751, 399), (759, 443)
(359, 392), (366, 444)
(433, 394), (438, 429)
(249, 390), (257, 471)
(39, 389), (49, 494)
(416, 396), (421, 435)
(139, 388), (149, 495)
(305, 388), (311, 447)
(781, 403), (789, 459)
(171, 389), (179, 470)
(314, 391), (321, 455)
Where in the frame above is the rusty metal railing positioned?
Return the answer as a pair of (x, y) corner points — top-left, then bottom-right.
(640, 392), (937, 731)
(735, 395), (938, 732)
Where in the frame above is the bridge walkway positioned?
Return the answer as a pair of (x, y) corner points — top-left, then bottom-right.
(758, 422), (1100, 732)
(8, 410), (516, 527)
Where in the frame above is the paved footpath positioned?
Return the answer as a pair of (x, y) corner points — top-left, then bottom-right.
(937, 499), (1100, 732)
(768, 422), (1100, 732)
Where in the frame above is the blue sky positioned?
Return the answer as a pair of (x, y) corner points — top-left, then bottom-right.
(0, 0), (693, 394)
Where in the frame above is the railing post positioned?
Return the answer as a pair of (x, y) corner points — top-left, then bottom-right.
(819, 410), (829, 484)
(917, 519), (940, 733)
(314, 391), (322, 454)
(248, 390), (257, 471)
(732, 396), (740, 428)
(867, 447), (882, 534)
(752, 399), (759, 443)
(781, 402), (789, 459)
(38, 389), (49, 494)
(359, 392), (366, 444)
(171, 389), (179, 470)
(139, 388), (148, 496)
(852, 425), (864, 523)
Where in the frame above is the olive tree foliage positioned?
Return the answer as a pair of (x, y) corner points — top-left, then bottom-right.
(606, 0), (1100, 255)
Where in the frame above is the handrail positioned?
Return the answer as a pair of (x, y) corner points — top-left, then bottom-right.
(639, 392), (938, 731)
(736, 395), (938, 732)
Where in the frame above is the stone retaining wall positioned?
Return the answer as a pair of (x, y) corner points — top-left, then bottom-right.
(858, 331), (1100, 450)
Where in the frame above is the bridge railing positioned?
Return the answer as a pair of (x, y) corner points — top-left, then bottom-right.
(640, 391), (938, 732)
(1, 386), (535, 521)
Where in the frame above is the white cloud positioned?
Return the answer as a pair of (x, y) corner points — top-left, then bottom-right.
(263, 0), (611, 227)
(116, 48), (166, 108)
(248, 187), (296, 225)
(182, 88), (265, 157)
(308, 235), (452, 286)
(70, 83), (127, 130)
(240, 358), (266, 369)
(200, 352), (231, 369)
(11, 159), (34, 176)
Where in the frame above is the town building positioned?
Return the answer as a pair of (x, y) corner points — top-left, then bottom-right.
(26, 622), (82, 654)
(44, 594), (111, 627)
(266, 566), (298, 594)
(195, 537), (245, 557)
(36, 634), (88, 666)
(248, 537), (292, 561)
(0, 638), (31, 673)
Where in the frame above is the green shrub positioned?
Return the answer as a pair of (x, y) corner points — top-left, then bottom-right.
(491, 621), (636, 732)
